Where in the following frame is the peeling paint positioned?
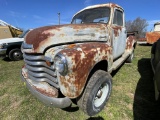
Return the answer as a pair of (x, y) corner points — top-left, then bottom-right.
(21, 2), (135, 100)
(25, 24), (109, 53)
(112, 26), (122, 37)
(126, 35), (136, 50)
(57, 42), (112, 98)
(146, 32), (160, 44)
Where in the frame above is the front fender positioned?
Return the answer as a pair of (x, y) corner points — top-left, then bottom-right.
(57, 42), (112, 98)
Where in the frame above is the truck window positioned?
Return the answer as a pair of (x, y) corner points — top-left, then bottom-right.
(71, 7), (110, 24)
(19, 29), (30, 38)
(154, 24), (160, 31)
(73, 19), (83, 24)
(113, 9), (123, 26)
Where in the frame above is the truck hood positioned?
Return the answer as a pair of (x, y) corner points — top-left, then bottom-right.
(24, 24), (109, 53)
(146, 31), (160, 44)
(0, 38), (24, 44)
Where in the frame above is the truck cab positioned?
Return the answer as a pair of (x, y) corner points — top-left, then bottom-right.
(21, 3), (136, 116)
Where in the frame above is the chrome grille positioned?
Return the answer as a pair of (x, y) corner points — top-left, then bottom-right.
(23, 53), (59, 89)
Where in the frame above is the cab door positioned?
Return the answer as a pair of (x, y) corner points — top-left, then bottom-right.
(112, 8), (127, 59)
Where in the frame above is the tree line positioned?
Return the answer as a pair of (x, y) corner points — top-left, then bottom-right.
(125, 17), (148, 38)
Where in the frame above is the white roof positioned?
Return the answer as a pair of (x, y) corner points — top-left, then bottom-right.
(72, 3), (123, 19)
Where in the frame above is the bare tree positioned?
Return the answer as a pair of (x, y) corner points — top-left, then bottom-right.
(126, 17), (148, 38)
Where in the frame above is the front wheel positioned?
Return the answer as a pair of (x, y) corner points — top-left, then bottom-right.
(9, 48), (23, 61)
(77, 70), (112, 116)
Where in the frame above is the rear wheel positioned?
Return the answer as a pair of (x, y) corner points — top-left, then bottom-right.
(9, 48), (23, 61)
(77, 70), (112, 116)
(126, 50), (134, 63)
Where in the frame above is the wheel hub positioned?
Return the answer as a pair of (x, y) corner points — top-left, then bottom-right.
(96, 89), (103, 98)
(13, 51), (22, 60)
(94, 83), (109, 108)
(14, 52), (20, 57)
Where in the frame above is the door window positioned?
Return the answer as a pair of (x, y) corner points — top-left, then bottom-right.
(113, 9), (123, 26)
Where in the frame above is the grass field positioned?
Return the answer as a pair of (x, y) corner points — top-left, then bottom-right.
(0, 45), (160, 120)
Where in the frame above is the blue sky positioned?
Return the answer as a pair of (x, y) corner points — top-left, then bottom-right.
(0, 0), (159, 31)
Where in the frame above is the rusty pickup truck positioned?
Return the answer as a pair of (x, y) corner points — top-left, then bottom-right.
(138, 22), (160, 44)
(151, 38), (160, 100)
(21, 3), (136, 116)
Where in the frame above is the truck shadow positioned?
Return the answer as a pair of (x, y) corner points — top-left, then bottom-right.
(2, 57), (11, 62)
(138, 44), (152, 47)
(86, 116), (104, 120)
(61, 105), (79, 112)
(2, 57), (23, 62)
(133, 58), (160, 120)
(62, 106), (104, 120)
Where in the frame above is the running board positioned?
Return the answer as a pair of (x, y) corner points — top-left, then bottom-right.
(109, 51), (130, 73)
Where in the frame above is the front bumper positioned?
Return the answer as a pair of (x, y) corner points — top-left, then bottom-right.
(21, 69), (72, 108)
(0, 48), (7, 57)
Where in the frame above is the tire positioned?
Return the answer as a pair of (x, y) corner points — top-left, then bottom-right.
(155, 63), (160, 89)
(151, 42), (157, 54)
(126, 50), (134, 63)
(154, 79), (159, 101)
(9, 48), (23, 61)
(77, 70), (112, 116)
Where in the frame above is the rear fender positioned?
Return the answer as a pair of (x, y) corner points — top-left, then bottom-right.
(126, 35), (137, 52)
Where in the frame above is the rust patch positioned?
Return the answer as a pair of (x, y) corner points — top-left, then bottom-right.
(146, 32), (160, 44)
(67, 44), (76, 49)
(22, 66), (58, 98)
(138, 37), (147, 41)
(111, 3), (117, 8)
(59, 42), (112, 98)
(25, 25), (69, 50)
(126, 35), (135, 50)
(26, 27), (55, 50)
(25, 24), (107, 53)
(112, 26), (122, 37)
(22, 66), (28, 79)
(110, 3), (123, 10)
(71, 24), (107, 30)
(34, 85), (58, 97)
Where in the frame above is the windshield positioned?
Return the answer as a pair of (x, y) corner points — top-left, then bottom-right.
(19, 29), (30, 38)
(154, 24), (160, 31)
(71, 7), (110, 24)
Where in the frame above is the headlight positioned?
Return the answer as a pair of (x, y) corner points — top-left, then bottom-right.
(0, 43), (7, 49)
(54, 53), (68, 76)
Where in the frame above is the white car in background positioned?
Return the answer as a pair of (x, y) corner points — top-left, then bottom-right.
(0, 29), (31, 60)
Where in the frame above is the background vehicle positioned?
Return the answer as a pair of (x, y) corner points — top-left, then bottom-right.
(0, 19), (23, 39)
(21, 3), (136, 116)
(0, 29), (31, 60)
(151, 38), (160, 100)
(138, 22), (160, 44)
